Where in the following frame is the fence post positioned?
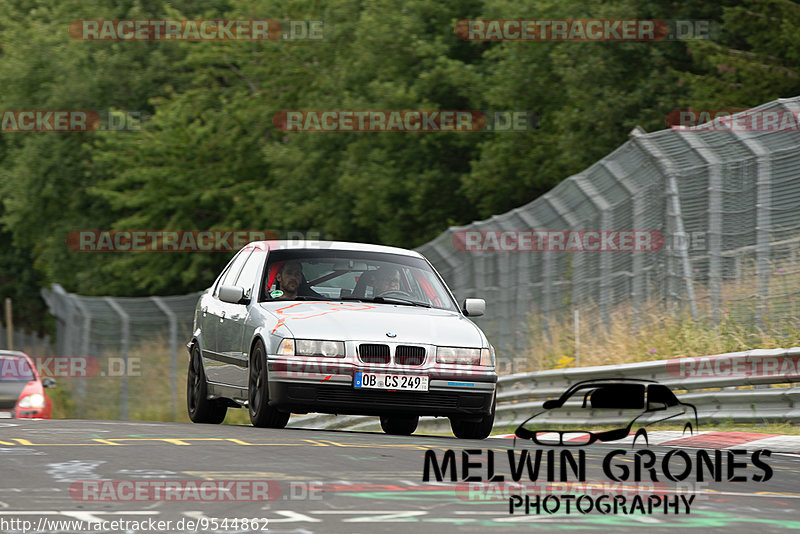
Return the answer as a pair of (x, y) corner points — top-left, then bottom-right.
(509, 211), (533, 361)
(666, 174), (698, 318)
(603, 160), (646, 329)
(544, 195), (582, 334)
(105, 297), (130, 421)
(573, 175), (612, 329)
(680, 132), (723, 322)
(4, 298), (12, 349)
(726, 132), (771, 328)
(632, 134), (697, 319)
(573, 309), (580, 366)
(514, 209), (544, 371)
(69, 292), (92, 416)
(151, 296), (178, 421)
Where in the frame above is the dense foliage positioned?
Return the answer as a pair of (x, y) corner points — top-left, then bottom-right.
(1, 0), (798, 331)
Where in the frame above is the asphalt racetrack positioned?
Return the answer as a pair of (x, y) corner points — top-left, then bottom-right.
(1, 419), (799, 533)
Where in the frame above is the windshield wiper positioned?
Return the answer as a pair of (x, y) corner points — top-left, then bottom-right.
(375, 296), (431, 307)
(340, 296), (431, 308)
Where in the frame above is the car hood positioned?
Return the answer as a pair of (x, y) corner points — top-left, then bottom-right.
(259, 301), (485, 346)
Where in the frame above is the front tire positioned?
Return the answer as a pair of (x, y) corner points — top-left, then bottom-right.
(450, 396), (495, 440)
(380, 415), (418, 435)
(187, 344), (227, 424)
(248, 339), (290, 428)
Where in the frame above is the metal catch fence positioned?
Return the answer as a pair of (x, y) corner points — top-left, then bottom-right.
(417, 96), (800, 366)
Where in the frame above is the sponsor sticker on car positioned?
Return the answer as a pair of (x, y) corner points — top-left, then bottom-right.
(354, 372), (429, 391)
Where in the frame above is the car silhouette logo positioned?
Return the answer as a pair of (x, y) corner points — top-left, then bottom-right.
(514, 378), (698, 447)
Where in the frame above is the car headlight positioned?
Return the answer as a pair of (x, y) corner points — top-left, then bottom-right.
(277, 339), (345, 358)
(481, 346), (496, 367)
(436, 346), (480, 365)
(278, 339), (295, 356)
(18, 393), (45, 409)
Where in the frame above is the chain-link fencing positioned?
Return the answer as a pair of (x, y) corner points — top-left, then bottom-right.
(418, 96), (800, 368)
(40, 284), (201, 419)
(0, 325), (53, 356)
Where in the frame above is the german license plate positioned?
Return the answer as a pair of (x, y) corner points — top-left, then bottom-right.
(0, 412), (12, 419)
(354, 372), (428, 391)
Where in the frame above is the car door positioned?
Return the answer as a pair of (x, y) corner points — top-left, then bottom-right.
(204, 249), (251, 384)
(217, 248), (266, 387)
(197, 290), (218, 362)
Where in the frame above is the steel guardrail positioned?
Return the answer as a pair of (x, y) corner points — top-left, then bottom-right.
(286, 347), (800, 433)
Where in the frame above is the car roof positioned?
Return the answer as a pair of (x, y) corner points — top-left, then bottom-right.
(0, 350), (29, 359)
(247, 240), (425, 258)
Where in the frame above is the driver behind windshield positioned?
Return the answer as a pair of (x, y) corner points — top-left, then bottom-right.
(272, 260), (324, 300)
(373, 266), (401, 295)
(275, 260), (302, 299)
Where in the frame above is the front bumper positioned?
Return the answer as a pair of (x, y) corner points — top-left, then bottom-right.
(1, 408), (47, 419)
(267, 357), (496, 417)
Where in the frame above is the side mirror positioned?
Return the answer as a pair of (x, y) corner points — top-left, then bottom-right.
(219, 285), (247, 304)
(542, 399), (559, 410)
(42, 377), (57, 388)
(463, 298), (485, 317)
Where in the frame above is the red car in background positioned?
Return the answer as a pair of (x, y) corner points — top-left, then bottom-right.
(0, 350), (55, 419)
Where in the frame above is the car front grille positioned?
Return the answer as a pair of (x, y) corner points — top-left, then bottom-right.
(359, 344), (390, 364)
(395, 345), (425, 365)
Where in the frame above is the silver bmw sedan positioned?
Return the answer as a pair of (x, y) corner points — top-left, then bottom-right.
(187, 240), (497, 439)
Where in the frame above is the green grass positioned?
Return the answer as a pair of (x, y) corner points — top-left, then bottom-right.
(524, 304), (800, 373)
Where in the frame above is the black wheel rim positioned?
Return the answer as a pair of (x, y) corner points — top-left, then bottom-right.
(188, 348), (202, 413)
(249, 345), (263, 413)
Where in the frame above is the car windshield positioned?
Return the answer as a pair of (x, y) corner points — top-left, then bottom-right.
(262, 249), (458, 311)
(0, 356), (34, 381)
